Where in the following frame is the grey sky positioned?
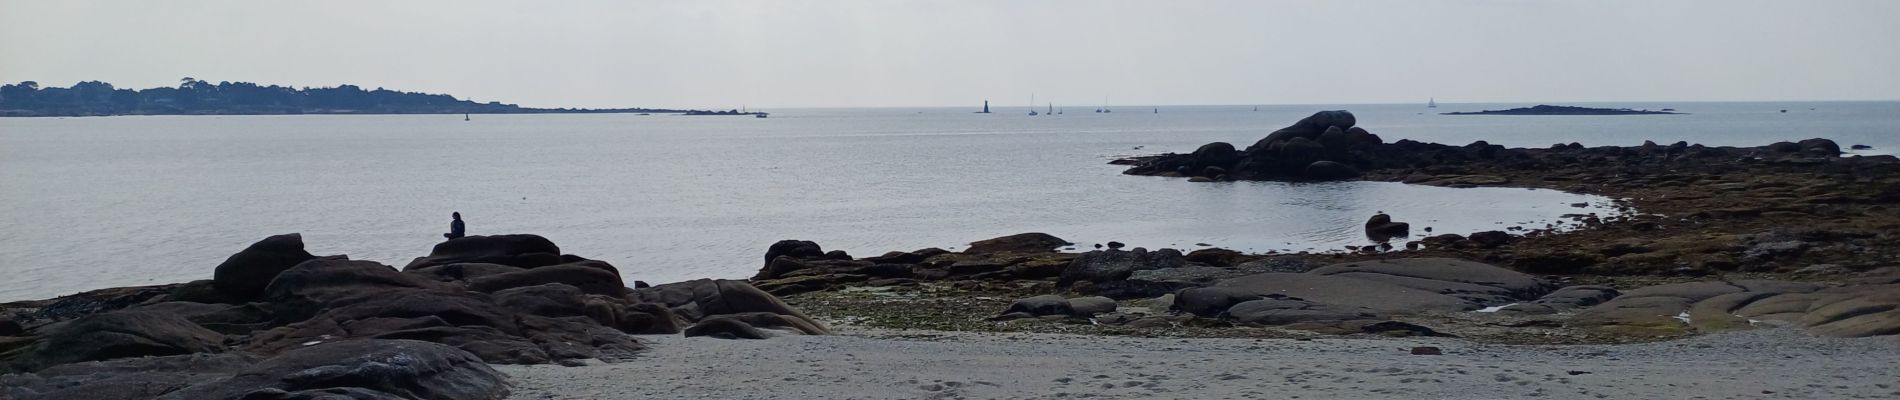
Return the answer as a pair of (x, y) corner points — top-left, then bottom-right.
(4, 0), (1897, 108)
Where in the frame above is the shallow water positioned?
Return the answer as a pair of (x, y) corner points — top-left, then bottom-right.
(2, 101), (1893, 301)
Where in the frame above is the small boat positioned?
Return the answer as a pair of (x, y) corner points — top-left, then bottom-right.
(1047, 102), (1054, 116)
(1153, 108), (1158, 114)
(1028, 94), (1039, 116)
(975, 100), (991, 114)
(1661, 108), (1676, 112)
(1428, 98), (1437, 108)
(1253, 106), (1258, 112)
(755, 112), (768, 118)
(463, 113), (470, 121)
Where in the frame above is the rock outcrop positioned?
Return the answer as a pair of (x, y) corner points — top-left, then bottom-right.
(1059, 248), (1186, 287)
(403, 234), (564, 271)
(749, 234), (1080, 295)
(629, 279), (828, 339)
(963, 233), (1070, 254)
(1127, 110), (1386, 181)
(0, 232), (824, 393)
(1, 340), (509, 400)
(7, 310), (228, 372)
(211, 233), (317, 301)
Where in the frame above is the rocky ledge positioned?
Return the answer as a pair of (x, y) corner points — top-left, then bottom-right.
(0, 233), (825, 399)
(1114, 111), (1900, 277)
(1441, 104), (1683, 115)
(750, 111), (1899, 343)
(755, 233), (1900, 344)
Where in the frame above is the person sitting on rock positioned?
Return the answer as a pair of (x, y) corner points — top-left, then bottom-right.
(444, 212), (466, 239)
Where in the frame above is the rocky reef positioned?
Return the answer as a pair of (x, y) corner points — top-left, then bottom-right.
(753, 110), (1900, 343)
(0, 233), (824, 399)
(1118, 111), (1900, 276)
(758, 232), (1900, 344)
(1442, 104), (1683, 115)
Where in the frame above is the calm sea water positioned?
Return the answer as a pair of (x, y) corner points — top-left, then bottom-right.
(1, 101), (1894, 301)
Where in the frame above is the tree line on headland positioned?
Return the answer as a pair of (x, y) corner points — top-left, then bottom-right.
(0, 78), (690, 117)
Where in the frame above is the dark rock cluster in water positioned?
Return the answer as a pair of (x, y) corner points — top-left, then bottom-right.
(1126, 110), (1388, 181)
(1122, 110), (1853, 184)
(0, 233), (826, 399)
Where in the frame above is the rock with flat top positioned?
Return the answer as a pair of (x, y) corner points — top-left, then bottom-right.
(963, 233), (1071, 255)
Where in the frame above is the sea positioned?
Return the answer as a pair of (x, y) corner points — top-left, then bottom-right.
(1, 101), (1895, 301)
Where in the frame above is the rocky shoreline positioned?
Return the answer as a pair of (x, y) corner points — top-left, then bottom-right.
(752, 111), (1900, 343)
(3, 110), (1898, 399)
(0, 234), (828, 399)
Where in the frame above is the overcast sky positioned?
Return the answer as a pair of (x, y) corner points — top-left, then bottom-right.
(4, 0), (1897, 108)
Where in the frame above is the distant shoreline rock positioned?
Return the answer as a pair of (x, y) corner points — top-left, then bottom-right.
(1442, 104), (1683, 115)
(0, 79), (698, 118)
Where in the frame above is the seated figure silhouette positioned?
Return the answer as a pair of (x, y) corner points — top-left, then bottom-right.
(444, 212), (465, 239)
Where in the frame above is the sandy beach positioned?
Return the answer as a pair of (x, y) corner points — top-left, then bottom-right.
(499, 328), (1900, 400)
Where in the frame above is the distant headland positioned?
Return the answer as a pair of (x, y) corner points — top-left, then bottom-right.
(1442, 104), (1683, 116)
(0, 78), (724, 117)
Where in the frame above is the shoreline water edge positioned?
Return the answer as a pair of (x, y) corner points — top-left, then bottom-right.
(3, 111), (1898, 399)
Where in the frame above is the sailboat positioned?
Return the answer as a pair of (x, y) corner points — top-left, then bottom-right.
(1047, 103), (1054, 116)
(1028, 94), (1039, 116)
(463, 113), (469, 121)
(1428, 98), (1438, 108)
(975, 100), (991, 114)
(1253, 106), (1259, 112)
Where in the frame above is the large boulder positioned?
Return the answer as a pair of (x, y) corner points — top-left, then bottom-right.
(1306, 258), (1551, 305)
(627, 279), (827, 335)
(1362, 213), (1409, 240)
(466, 260), (626, 296)
(1059, 248), (1185, 286)
(1250, 110), (1356, 151)
(8, 310), (228, 371)
(684, 312), (826, 339)
(403, 234), (562, 271)
(1797, 138), (1841, 156)
(753, 240), (826, 279)
(490, 284), (683, 335)
(997, 295), (1073, 317)
(263, 259), (443, 322)
(160, 339), (510, 400)
(1189, 142), (1240, 170)
(212, 234), (318, 300)
(963, 233), (1070, 255)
